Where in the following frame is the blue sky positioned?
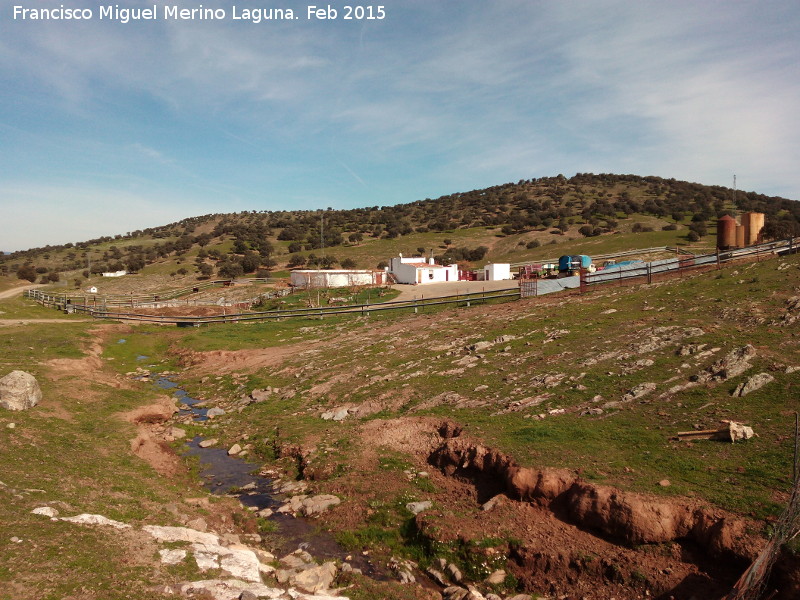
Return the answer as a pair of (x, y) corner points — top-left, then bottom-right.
(1, 0), (798, 251)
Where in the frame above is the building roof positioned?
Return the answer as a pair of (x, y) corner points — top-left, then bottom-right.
(405, 262), (447, 268)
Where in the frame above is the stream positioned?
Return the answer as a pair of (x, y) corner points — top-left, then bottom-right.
(145, 369), (383, 577)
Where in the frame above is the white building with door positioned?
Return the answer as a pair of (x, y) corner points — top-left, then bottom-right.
(387, 255), (458, 284)
(482, 263), (512, 281)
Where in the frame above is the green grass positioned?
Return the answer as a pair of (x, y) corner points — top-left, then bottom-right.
(0, 320), (221, 598)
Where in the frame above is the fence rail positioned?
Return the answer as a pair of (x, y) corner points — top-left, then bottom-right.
(26, 287), (520, 324)
(25, 237), (798, 325)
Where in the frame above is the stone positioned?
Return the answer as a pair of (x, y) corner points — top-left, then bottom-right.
(142, 524), (220, 546)
(250, 388), (272, 402)
(732, 373), (775, 397)
(405, 500), (432, 515)
(658, 479), (671, 487)
(622, 382), (656, 402)
(186, 517), (208, 532)
(290, 561), (337, 593)
(301, 494), (341, 516)
(481, 495), (504, 511)
(427, 567), (447, 585)
(206, 407), (226, 418)
(31, 506), (59, 518)
(0, 371), (42, 411)
(198, 438), (218, 448)
(159, 548), (187, 565)
(331, 408), (350, 422)
(485, 569), (506, 585)
(446, 562), (463, 582)
(170, 427), (186, 439)
(61, 514), (131, 530)
(228, 443), (242, 456)
(178, 579), (285, 600)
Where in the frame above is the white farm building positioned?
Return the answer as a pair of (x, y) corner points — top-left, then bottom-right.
(290, 269), (386, 288)
(388, 255), (459, 285)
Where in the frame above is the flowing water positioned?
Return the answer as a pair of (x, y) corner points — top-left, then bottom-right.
(149, 372), (383, 576)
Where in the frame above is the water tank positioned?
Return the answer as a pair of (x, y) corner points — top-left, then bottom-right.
(717, 215), (736, 249)
(742, 212), (765, 246)
(735, 225), (745, 248)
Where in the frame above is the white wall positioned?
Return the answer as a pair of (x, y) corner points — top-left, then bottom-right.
(483, 263), (511, 281)
(290, 270), (379, 287)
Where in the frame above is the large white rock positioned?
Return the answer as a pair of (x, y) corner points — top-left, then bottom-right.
(142, 524), (220, 546)
(179, 579), (285, 600)
(61, 514), (131, 530)
(0, 370), (42, 411)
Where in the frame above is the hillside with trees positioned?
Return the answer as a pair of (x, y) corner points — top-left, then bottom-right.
(2, 173), (798, 287)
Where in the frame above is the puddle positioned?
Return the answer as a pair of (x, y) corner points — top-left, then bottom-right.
(136, 354), (149, 361)
(117, 338), (127, 344)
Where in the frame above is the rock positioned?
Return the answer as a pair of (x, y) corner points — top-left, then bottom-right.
(31, 506), (59, 518)
(622, 382), (656, 402)
(142, 524), (220, 546)
(291, 561), (337, 593)
(61, 514), (131, 530)
(228, 443), (242, 456)
(206, 407), (226, 418)
(186, 517), (208, 532)
(446, 563), (463, 582)
(332, 408), (350, 422)
(178, 579), (284, 600)
(405, 500), (432, 515)
(280, 550), (315, 569)
(198, 438), (218, 448)
(696, 345), (757, 382)
(301, 494), (341, 516)
(658, 479), (671, 487)
(170, 427), (186, 439)
(0, 370), (42, 411)
(485, 569), (506, 585)
(239, 591), (258, 600)
(158, 548), (187, 565)
(732, 373), (775, 397)
(481, 495), (504, 511)
(601, 308), (617, 314)
(250, 388), (272, 402)
(427, 568), (447, 586)
(7, 423), (15, 429)
(485, 595), (502, 600)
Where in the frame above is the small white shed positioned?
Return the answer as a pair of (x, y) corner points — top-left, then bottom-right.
(483, 263), (512, 281)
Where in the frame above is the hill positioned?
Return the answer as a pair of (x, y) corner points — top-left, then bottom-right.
(2, 243), (798, 599)
(1, 174), (798, 294)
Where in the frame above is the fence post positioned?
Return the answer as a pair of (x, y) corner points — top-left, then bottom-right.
(414, 297), (417, 314)
(716, 248), (720, 270)
(647, 263), (652, 284)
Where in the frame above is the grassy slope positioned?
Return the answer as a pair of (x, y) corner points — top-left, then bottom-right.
(0, 316), (231, 599)
(161, 251), (800, 522)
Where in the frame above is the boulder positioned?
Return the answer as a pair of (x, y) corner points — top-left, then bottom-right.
(0, 371), (42, 411)
(290, 561), (337, 593)
(406, 500), (432, 515)
(732, 373), (775, 397)
(301, 494), (341, 516)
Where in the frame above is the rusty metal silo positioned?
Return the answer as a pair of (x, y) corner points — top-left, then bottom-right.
(717, 215), (736, 249)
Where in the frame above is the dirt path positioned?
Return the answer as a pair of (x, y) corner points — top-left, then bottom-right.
(0, 318), (92, 327)
(389, 279), (517, 303)
(0, 283), (42, 299)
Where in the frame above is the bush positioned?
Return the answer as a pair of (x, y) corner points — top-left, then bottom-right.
(16, 265), (37, 282)
(662, 224), (678, 231)
(526, 240), (541, 249)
